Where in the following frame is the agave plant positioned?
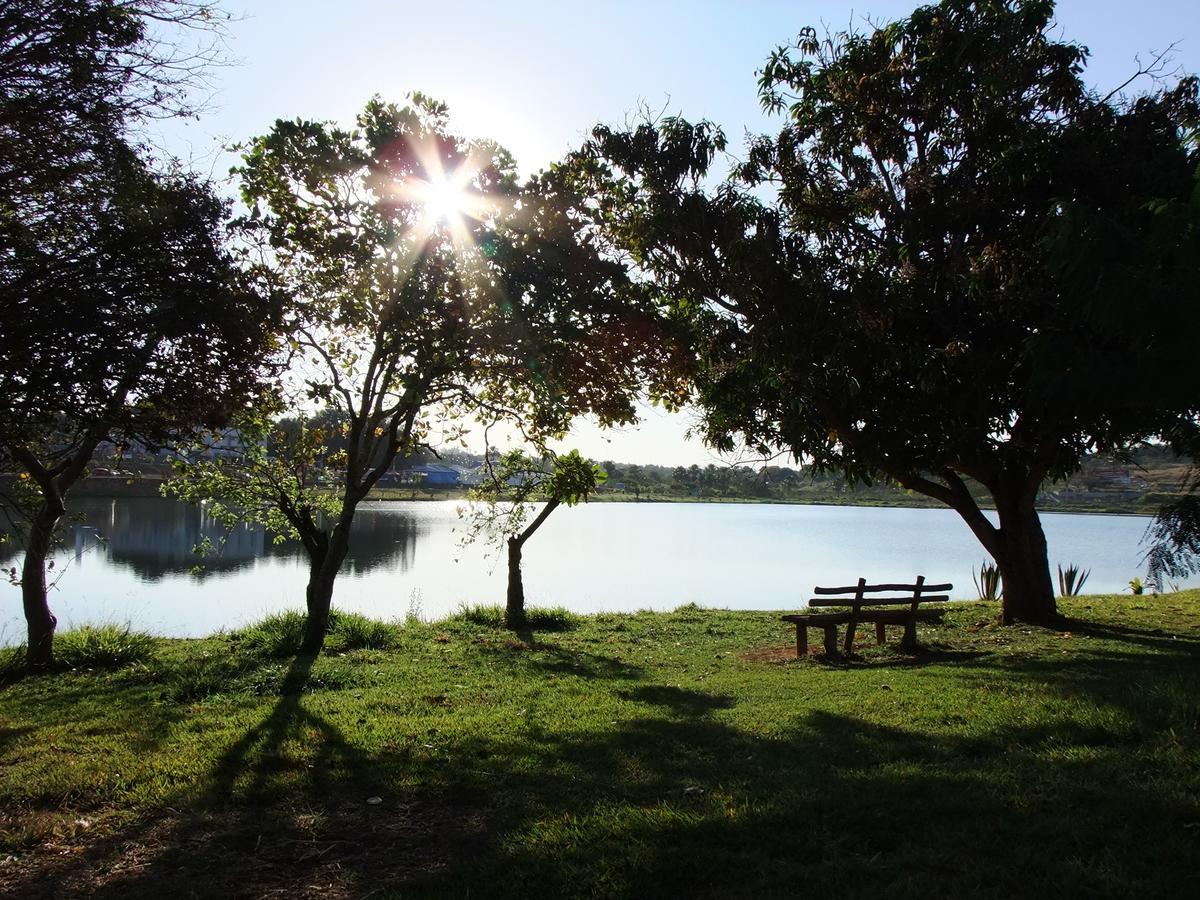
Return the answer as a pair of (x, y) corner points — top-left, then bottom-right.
(1057, 563), (1091, 597)
(973, 561), (1002, 601)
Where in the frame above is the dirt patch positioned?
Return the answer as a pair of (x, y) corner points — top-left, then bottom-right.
(740, 645), (808, 663)
(1, 791), (488, 899)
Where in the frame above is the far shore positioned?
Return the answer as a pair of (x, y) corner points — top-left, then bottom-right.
(59, 474), (1164, 517)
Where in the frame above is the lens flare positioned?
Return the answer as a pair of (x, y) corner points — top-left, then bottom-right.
(414, 171), (473, 227)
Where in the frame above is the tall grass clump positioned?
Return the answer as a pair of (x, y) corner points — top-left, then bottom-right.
(452, 603), (506, 628)
(525, 606), (581, 631)
(235, 610), (308, 658)
(236, 609), (401, 657)
(0, 643), (26, 680)
(327, 611), (401, 651)
(449, 603), (580, 631)
(1057, 563), (1091, 597)
(55, 625), (156, 670)
(162, 652), (257, 702)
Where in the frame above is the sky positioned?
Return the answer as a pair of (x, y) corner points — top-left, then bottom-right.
(156, 0), (1200, 467)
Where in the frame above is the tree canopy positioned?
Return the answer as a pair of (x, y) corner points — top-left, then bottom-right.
(572, 0), (1200, 623)
(168, 95), (676, 653)
(0, 1), (275, 669)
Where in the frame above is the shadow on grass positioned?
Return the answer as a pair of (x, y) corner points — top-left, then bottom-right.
(618, 684), (736, 715)
(809, 647), (992, 669)
(0, 724), (33, 754)
(10, 655), (487, 900)
(1056, 616), (1200, 653)
(7, 625), (1199, 899)
(477, 630), (646, 682)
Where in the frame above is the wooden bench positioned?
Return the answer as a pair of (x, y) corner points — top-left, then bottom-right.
(781, 576), (953, 657)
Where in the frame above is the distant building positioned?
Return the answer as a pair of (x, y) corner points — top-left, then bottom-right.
(1086, 465), (1134, 490)
(201, 428), (252, 460)
(396, 463), (463, 487)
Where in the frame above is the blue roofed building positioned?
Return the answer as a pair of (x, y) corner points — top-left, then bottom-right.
(396, 463), (463, 487)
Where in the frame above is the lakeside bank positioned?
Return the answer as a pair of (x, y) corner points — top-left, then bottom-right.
(1, 592), (1197, 898)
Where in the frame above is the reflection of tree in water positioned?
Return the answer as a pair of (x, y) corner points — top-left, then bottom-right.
(263, 506), (420, 575)
(54, 498), (420, 581)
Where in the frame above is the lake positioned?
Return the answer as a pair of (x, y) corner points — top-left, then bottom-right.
(0, 498), (1175, 641)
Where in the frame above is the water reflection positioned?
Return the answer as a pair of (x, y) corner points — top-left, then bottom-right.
(2, 498), (422, 580)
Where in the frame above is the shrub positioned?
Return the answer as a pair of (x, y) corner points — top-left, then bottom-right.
(55, 625), (156, 670)
(973, 562), (1002, 601)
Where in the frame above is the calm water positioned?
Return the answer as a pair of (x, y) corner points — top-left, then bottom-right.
(0, 498), (1175, 640)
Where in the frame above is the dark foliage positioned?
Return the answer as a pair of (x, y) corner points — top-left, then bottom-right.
(573, 0), (1200, 623)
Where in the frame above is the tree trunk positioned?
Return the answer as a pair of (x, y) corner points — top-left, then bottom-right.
(301, 527), (350, 655)
(22, 497), (65, 670)
(898, 467), (1058, 627)
(993, 493), (1058, 624)
(503, 497), (559, 630)
(506, 537), (525, 629)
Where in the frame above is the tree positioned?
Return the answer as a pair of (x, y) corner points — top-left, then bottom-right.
(575, 0), (1200, 623)
(169, 95), (674, 655)
(2, 160), (275, 668)
(0, 2), (275, 669)
(463, 449), (605, 628)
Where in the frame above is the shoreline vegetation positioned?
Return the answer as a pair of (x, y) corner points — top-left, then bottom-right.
(40, 443), (1189, 518)
(60, 475), (1184, 518)
(2, 591), (1197, 897)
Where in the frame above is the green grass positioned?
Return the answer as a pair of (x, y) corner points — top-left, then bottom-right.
(451, 603), (582, 631)
(0, 625), (157, 677)
(54, 624), (157, 670)
(1, 593), (1198, 898)
(231, 609), (404, 658)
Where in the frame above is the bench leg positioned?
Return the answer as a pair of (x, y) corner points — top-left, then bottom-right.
(796, 625), (808, 657)
(875, 621), (886, 645)
(822, 625), (838, 656)
(844, 620), (857, 655)
(901, 617), (917, 651)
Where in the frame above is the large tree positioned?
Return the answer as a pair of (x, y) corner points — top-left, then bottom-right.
(0, 1), (276, 669)
(2, 158), (275, 669)
(169, 96), (673, 655)
(575, 0), (1200, 623)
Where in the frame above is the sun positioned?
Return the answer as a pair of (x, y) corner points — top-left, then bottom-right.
(414, 172), (473, 227)
(390, 143), (502, 264)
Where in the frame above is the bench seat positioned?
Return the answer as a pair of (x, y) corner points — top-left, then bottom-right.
(782, 576), (952, 656)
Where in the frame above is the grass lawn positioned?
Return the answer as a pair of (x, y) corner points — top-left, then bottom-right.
(1, 593), (1197, 898)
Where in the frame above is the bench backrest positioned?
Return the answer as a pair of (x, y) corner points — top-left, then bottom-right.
(808, 575), (953, 608)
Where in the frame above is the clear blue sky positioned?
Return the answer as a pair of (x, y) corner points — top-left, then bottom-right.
(160, 0), (1200, 466)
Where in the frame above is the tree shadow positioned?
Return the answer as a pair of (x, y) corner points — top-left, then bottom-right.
(806, 646), (991, 669)
(7, 619), (1198, 898)
(617, 684), (735, 715)
(1056, 615), (1200, 653)
(0, 724), (33, 754)
(474, 630), (645, 682)
(10, 655), (487, 899)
